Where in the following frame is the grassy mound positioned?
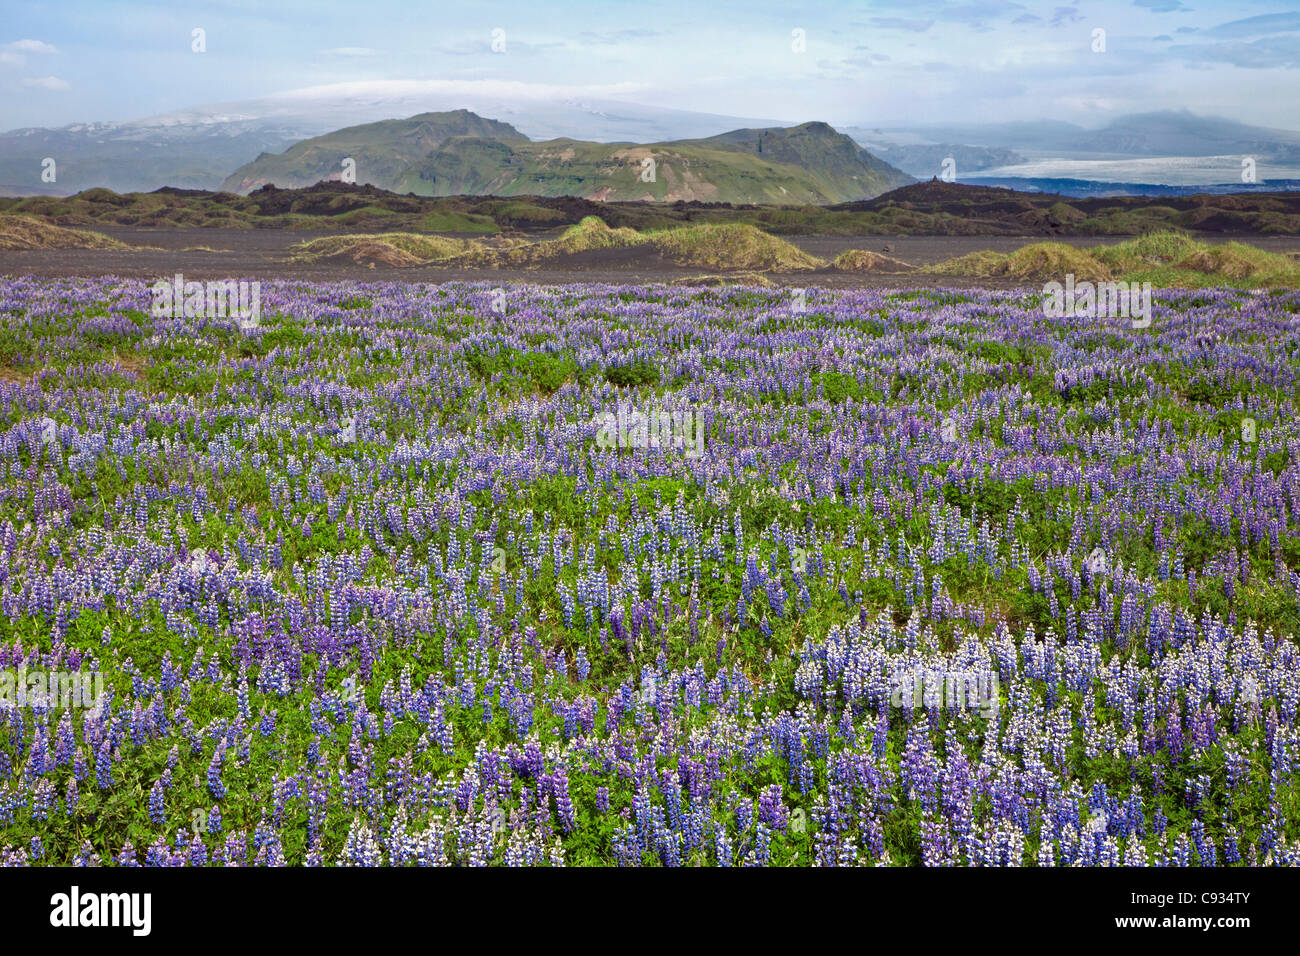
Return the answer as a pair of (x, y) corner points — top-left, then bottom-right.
(929, 242), (1112, 281)
(547, 216), (642, 255)
(317, 240), (424, 267)
(291, 232), (469, 263)
(1000, 243), (1113, 281)
(283, 223), (1300, 286)
(925, 250), (1005, 278)
(925, 232), (1300, 288)
(1088, 231), (1203, 272)
(1177, 246), (1259, 281)
(667, 272), (777, 288)
(1091, 232), (1300, 287)
(0, 215), (129, 251)
(286, 219), (825, 274)
(495, 216), (642, 265)
(513, 219), (822, 272)
(832, 249), (915, 273)
(648, 223), (823, 272)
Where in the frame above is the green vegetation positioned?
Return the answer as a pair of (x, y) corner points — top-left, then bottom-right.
(0, 214), (133, 251)
(5, 180), (1299, 242)
(924, 231), (1300, 289)
(831, 249), (915, 273)
(286, 223), (1300, 288)
(220, 115), (913, 204)
(289, 232), (472, 262)
(289, 218), (825, 274)
(928, 242), (1113, 282)
(645, 223), (823, 272)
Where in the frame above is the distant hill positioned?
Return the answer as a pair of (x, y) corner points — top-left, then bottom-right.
(222, 110), (529, 194)
(9, 97), (1300, 198)
(841, 134), (1025, 178)
(861, 111), (1300, 163)
(0, 90), (780, 196)
(0, 119), (306, 195)
(221, 113), (914, 203)
(1077, 112), (1300, 161)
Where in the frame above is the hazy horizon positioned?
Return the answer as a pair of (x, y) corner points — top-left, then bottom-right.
(2, 0), (1299, 133)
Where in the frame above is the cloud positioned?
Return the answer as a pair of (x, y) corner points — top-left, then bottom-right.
(22, 75), (69, 91)
(319, 47), (378, 56)
(834, 49), (892, 71)
(578, 29), (662, 45)
(431, 35), (565, 57)
(1169, 35), (1300, 69)
(0, 51), (24, 67)
(4, 39), (58, 54)
(941, 2), (1028, 30)
(1206, 13), (1300, 39)
(267, 78), (649, 105)
(1049, 6), (1083, 27)
(1133, 0), (1186, 11)
(868, 17), (934, 32)
(1159, 13), (1300, 69)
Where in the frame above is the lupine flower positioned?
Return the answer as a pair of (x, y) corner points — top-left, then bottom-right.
(0, 279), (1294, 868)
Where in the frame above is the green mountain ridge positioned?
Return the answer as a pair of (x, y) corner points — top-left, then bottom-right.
(221, 111), (914, 203)
(221, 110), (528, 195)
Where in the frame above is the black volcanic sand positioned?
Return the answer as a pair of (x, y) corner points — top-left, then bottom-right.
(2, 226), (1299, 290)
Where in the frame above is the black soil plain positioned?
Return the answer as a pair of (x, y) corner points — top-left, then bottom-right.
(2, 181), (1299, 288)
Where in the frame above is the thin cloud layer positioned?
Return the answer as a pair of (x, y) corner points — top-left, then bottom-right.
(0, 1), (1296, 129)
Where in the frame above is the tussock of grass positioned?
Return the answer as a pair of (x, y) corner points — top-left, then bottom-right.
(925, 232), (1300, 288)
(288, 223), (1300, 287)
(319, 240), (425, 267)
(288, 218), (824, 273)
(1092, 232), (1300, 287)
(832, 249), (915, 273)
(1169, 241), (1300, 286)
(925, 250), (1008, 277)
(0, 215), (128, 251)
(493, 216), (642, 265)
(1047, 201), (1088, 224)
(929, 243), (1112, 282)
(291, 232), (469, 262)
(513, 219), (821, 272)
(1089, 231), (1203, 272)
(549, 216), (642, 254)
(1000, 244), (1113, 281)
(648, 223), (823, 272)
(1177, 246), (1258, 280)
(667, 272), (776, 287)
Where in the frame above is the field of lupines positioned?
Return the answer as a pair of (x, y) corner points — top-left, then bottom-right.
(0, 275), (1298, 867)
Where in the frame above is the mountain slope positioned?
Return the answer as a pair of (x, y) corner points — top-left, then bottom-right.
(0, 120), (307, 195)
(225, 112), (913, 203)
(858, 143), (1025, 177)
(1083, 112), (1300, 161)
(1, 85), (780, 196)
(221, 110), (528, 193)
(858, 112), (1300, 161)
(682, 122), (911, 200)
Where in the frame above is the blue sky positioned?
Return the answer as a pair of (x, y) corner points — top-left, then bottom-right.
(2, 0), (1299, 131)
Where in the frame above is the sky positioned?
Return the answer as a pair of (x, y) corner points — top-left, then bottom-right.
(1, 0), (1299, 132)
